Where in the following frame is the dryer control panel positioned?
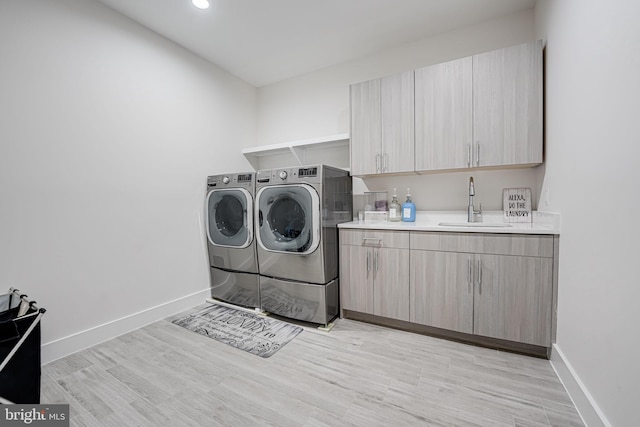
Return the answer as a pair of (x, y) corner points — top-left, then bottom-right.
(257, 166), (324, 186)
(298, 167), (318, 177)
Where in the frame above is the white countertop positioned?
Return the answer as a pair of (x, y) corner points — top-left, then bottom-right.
(338, 211), (560, 235)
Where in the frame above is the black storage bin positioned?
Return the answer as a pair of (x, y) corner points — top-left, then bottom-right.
(0, 289), (45, 404)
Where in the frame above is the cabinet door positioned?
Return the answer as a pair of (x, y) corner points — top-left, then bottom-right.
(373, 247), (410, 321)
(415, 57), (473, 171)
(410, 250), (473, 333)
(340, 245), (374, 314)
(473, 254), (552, 346)
(473, 40), (543, 167)
(350, 79), (381, 175)
(381, 71), (414, 174)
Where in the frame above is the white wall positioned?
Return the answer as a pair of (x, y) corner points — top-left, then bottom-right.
(257, 9), (544, 211)
(535, 1), (640, 425)
(0, 0), (256, 361)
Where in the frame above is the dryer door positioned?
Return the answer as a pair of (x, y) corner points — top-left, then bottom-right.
(256, 184), (320, 255)
(206, 188), (253, 248)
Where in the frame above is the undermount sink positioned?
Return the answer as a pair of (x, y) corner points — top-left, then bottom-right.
(438, 222), (513, 228)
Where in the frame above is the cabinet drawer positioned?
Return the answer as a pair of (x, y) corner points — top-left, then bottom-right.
(410, 232), (553, 258)
(340, 229), (409, 249)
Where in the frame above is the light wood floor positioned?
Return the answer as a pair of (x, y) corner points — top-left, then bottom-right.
(41, 304), (584, 426)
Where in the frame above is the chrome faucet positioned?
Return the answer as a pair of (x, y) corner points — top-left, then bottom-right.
(468, 177), (482, 222)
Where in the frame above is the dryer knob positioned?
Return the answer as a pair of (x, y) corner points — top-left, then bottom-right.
(279, 171), (288, 180)
(222, 176), (230, 184)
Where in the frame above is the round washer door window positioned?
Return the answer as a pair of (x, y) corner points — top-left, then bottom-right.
(206, 188), (253, 248)
(256, 184), (320, 254)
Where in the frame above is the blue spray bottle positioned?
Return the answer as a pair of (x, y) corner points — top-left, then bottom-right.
(401, 188), (416, 222)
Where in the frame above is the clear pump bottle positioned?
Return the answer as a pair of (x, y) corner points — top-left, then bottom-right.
(388, 188), (401, 222)
(401, 188), (416, 222)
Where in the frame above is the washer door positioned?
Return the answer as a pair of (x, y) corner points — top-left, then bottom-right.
(206, 188), (253, 248)
(256, 184), (320, 255)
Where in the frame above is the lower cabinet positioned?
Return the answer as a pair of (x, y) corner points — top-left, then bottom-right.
(341, 229), (556, 351)
(473, 254), (552, 347)
(410, 250), (474, 334)
(339, 230), (410, 321)
(410, 249), (553, 347)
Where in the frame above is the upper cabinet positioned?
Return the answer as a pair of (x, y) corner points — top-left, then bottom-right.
(350, 71), (414, 176)
(381, 72), (415, 174)
(350, 78), (381, 175)
(415, 56), (473, 171)
(353, 40), (543, 176)
(472, 40), (543, 168)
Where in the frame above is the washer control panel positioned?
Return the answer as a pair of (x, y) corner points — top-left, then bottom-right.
(206, 173), (255, 190)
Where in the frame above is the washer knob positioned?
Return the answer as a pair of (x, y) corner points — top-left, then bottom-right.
(279, 171), (288, 180)
(222, 176), (230, 184)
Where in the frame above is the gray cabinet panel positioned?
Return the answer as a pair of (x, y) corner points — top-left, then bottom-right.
(350, 71), (414, 176)
(410, 232), (554, 258)
(350, 79), (381, 175)
(339, 229), (410, 248)
(473, 254), (552, 347)
(415, 56), (473, 171)
(340, 244), (374, 314)
(340, 230), (409, 321)
(473, 40), (543, 167)
(410, 250), (473, 333)
(373, 247), (410, 321)
(381, 71), (414, 174)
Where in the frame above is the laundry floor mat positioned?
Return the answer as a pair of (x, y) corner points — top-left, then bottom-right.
(171, 304), (303, 358)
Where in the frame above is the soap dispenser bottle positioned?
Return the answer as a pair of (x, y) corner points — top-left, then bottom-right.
(388, 188), (401, 222)
(401, 188), (416, 222)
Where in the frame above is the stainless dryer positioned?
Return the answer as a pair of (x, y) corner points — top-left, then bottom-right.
(255, 165), (352, 325)
(206, 172), (260, 308)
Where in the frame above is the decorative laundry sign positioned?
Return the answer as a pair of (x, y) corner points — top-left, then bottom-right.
(503, 188), (532, 223)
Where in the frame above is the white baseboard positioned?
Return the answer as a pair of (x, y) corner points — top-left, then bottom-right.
(41, 288), (211, 364)
(550, 344), (610, 427)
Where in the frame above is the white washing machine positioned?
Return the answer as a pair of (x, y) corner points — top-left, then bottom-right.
(255, 165), (352, 325)
(206, 172), (260, 308)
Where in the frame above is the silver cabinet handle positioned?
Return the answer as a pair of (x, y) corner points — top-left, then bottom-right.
(477, 259), (482, 293)
(467, 257), (472, 293)
(366, 251), (371, 275)
(362, 237), (383, 243)
(375, 153), (381, 173)
(475, 143), (480, 167)
(467, 143), (472, 168)
(384, 153), (389, 172)
(374, 249), (379, 276)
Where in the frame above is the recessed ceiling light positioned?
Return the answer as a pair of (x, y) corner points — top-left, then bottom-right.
(192, 0), (210, 10)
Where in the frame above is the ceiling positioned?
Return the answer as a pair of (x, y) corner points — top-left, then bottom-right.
(96, 0), (536, 87)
